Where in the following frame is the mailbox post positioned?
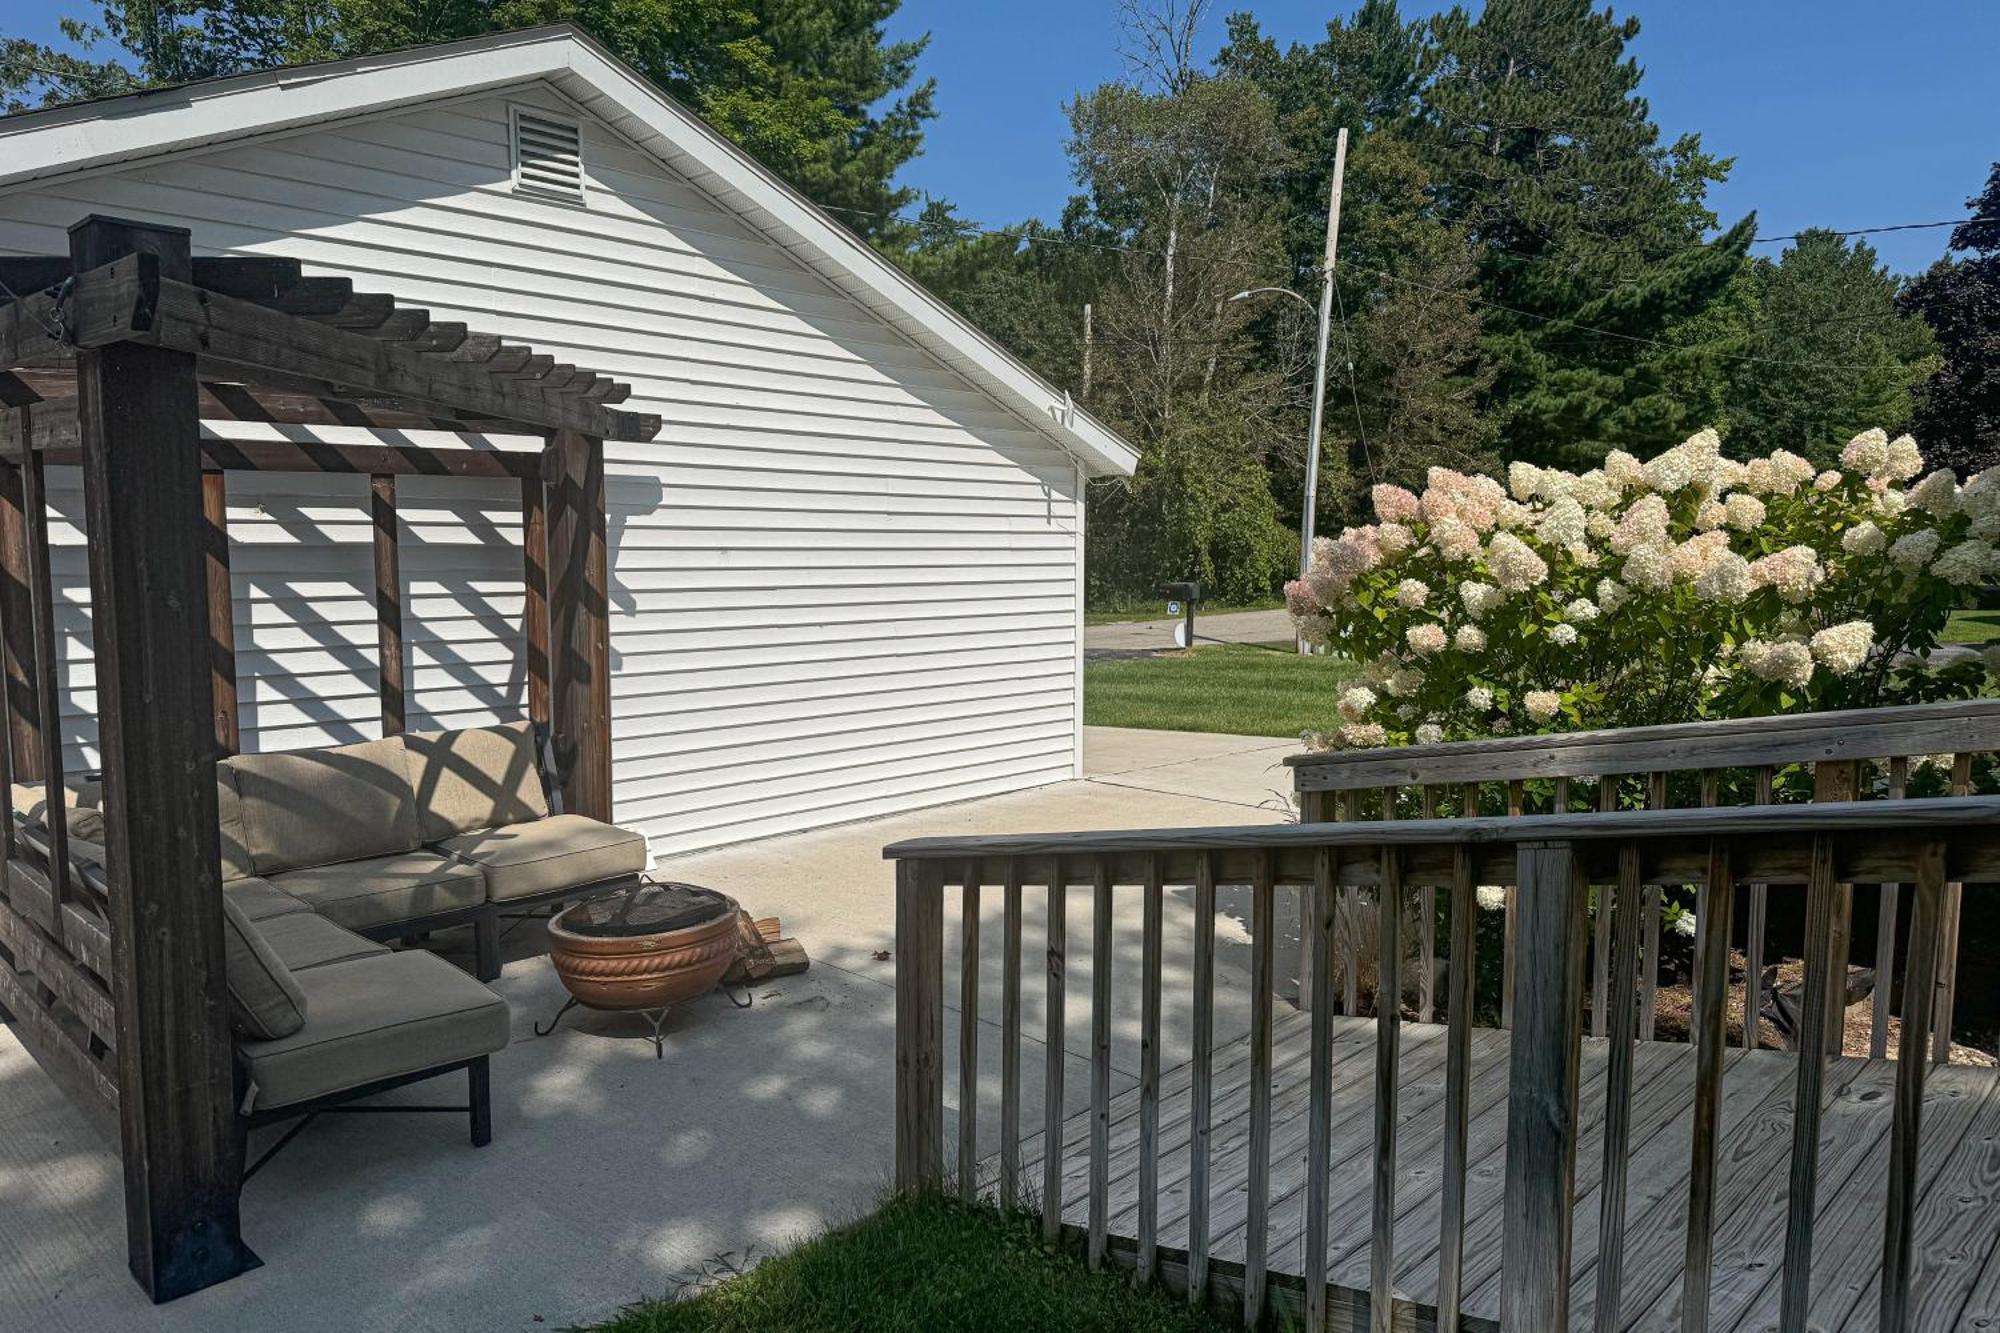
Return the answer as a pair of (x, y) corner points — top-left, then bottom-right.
(1157, 581), (1200, 650)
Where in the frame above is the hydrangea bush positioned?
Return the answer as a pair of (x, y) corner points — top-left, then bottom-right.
(1288, 428), (2000, 749)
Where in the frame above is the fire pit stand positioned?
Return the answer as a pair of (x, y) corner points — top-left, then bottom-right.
(533, 880), (741, 1057)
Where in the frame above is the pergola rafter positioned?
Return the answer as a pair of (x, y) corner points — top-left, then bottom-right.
(0, 215), (653, 1303)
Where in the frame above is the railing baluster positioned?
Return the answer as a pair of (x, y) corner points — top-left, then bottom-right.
(1340, 789), (1361, 1016)
(1000, 861), (1023, 1208)
(1501, 779), (1523, 1029)
(1371, 845), (1404, 1333)
(1595, 842), (1643, 1333)
(1682, 838), (1736, 1332)
(1501, 839), (1589, 1329)
(1813, 760), (1859, 1056)
(1244, 850), (1276, 1327)
(893, 859), (945, 1192)
(1779, 835), (1837, 1333)
(1419, 786), (1438, 1023)
(1042, 865), (1067, 1243)
(1935, 754), (1969, 1065)
(1592, 774), (1621, 1038)
(1303, 846), (1337, 1333)
(1641, 771), (1668, 1040)
(1298, 790), (1329, 1011)
(1088, 861), (1112, 1269)
(1872, 757), (1906, 1061)
(1188, 850), (1216, 1307)
(1746, 764), (1774, 1051)
(1436, 842), (1476, 1330)
(1881, 837), (1948, 1330)
(958, 867), (981, 1202)
(1137, 853), (1164, 1283)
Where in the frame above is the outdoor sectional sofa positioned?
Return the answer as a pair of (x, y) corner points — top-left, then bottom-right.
(10, 720), (647, 1155)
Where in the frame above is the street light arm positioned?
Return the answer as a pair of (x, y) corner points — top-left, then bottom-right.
(1227, 285), (1314, 311)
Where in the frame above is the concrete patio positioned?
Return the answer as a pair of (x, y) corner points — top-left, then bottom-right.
(0, 727), (1300, 1333)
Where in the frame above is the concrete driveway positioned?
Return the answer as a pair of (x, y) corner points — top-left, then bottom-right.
(0, 727), (1304, 1333)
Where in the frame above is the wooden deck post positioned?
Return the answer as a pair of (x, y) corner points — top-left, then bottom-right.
(1501, 840), (1589, 1331)
(200, 471), (238, 755)
(520, 474), (551, 730)
(371, 474), (404, 735)
(70, 215), (259, 1301)
(0, 458), (38, 782)
(546, 430), (612, 821)
(893, 858), (944, 1192)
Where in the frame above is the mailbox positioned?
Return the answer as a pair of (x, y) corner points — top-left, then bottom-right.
(1155, 582), (1201, 649)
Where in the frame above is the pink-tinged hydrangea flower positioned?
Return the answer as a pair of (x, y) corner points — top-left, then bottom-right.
(1337, 684), (1378, 722)
(1814, 470), (1842, 492)
(1841, 520), (1887, 555)
(1769, 450), (1816, 490)
(1464, 685), (1494, 711)
(1548, 623), (1579, 647)
(1372, 483), (1421, 523)
(1610, 494), (1670, 554)
(1694, 551), (1753, 605)
(1523, 689), (1562, 724)
(1395, 577), (1430, 609)
(1375, 521), (1414, 557)
(1621, 542), (1673, 592)
(1932, 541), (1996, 586)
(1495, 499), (1534, 531)
(1596, 577), (1628, 612)
(1406, 623), (1448, 656)
(1724, 493), (1767, 531)
(1694, 499), (1727, 531)
(1741, 458), (1776, 495)
(1842, 428), (1890, 474)
(1748, 545), (1823, 604)
(1306, 527), (1382, 600)
(1459, 581), (1502, 620)
(1908, 469), (1959, 518)
(1888, 528), (1942, 570)
(1603, 450), (1645, 490)
(1740, 639), (1814, 689)
(1672, 531), (1732, 582)
(1414, 723), (1445, 746)
(1430, 516), (1482, 562)
(1454, 624), (1488, 652)
(1809, 621), (1874, 675)
(1338, 721), (1389, 749)
(1283, 578), (1317, 618)
(1486, 531), (1549, 592)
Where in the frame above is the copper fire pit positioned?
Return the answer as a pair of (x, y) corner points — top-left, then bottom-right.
(537, 881), (740, 1055)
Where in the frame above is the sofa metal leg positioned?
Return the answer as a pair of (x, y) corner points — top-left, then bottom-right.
(468, 1057), (492, 1148)
(473, 913), (501, 982)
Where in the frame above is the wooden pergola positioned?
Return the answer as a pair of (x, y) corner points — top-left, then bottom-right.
(0, 215), (659, 1301)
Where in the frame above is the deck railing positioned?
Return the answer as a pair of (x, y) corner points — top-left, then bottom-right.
(1289, 698), (2000, 1061)
(886, 797), (2000, 1331)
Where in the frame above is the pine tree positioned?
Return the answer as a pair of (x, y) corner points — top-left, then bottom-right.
(1900, 163), (2000, 475)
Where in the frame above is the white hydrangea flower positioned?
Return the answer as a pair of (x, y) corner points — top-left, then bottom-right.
(1454, 624), (1488, 653)
(1486, 531), (1549, 592)
(1724, 493), (1767, 531)
(1622, 542), (1673, 592)
(1841, 428), (1890, 475)
(1739, 639), (1814, 689)
(1337, 685), (1378, 722)
(1809, 621), (1874, 675)
(1908, 469), (1960, 518)
(1694, 499), (1727, 531)
(1603, 450), (1644, 490)
(1748, 545), (1824, 604)
(1670, 910), (1697, 939)
(1431, 515), (1483, 562)
(1874, 488), (1909, 519)
(1414, 723), (1446, 746)
(1523, 689), (1561, 724)
(1339, 722), (1389, 749)
(1465, 686), (1494, 711)
(1694, 551), (1754, 605)
(1564, 598), (1599, 623)
(1888, 528), (1942, 570)
(1961, 468), (2000, 519)
(1495, 499), (1535, 531)
(1642, 446), (1695, 493)
(1596, 577), (1627, 612)
(1815, 470), (1842, 492)
(1571, 470), (1620, 510)
(1932, 540), (1996, 586)
(1610, 494), (1671, 554)
(1385, 667), (1425, 698)
(1459, 581), (1503, 620)
(1406, 623), (1448, 656)
(1884, 434), (1924, 481)
(1475, 886), (1508, 912)
(1538, 496), (1588, 550)
(1395, 577), (1430, 609)
(1586, 510), (1616, 540)
(1548, 623), (1579, 646)
(1841, 520), (1887, 555)
(1491, 717), (1514, 735)
(1971, 514), (2000, 541)
(1508, 461), (1543, 502)
(1376, 521), (1414, 557)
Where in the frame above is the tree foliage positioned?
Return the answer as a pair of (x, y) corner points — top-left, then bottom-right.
(1901, 163), (2000, 476)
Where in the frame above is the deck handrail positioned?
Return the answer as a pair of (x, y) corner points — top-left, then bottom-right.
(888, 797), (1999, 1330)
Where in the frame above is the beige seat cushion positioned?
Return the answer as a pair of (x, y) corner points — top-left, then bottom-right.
(268, 851), (486, 932)
(403, 723), (549, 844)
(224, 876), (314, 923)
(11, 778), (106, 841)
(215, 769), (257, 882)
(237, 951), (509, 1111)
(254, 912), (390, 972)
(227, 737), (421, 876)
(221, 896), (309, 1040)
(434, 814), (645, 903)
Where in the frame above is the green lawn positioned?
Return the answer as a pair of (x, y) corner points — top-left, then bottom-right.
(583, 1193), (1241, 1333)
(1944, 609), (2000, 645)
(1085, 641), (1356, 738)
(1084, 597), (1284, 626)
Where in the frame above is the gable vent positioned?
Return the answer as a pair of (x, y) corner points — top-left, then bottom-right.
(511, 108), (585, 204)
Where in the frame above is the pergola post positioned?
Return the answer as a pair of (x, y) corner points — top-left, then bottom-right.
(69, 215), (258, 1301)
(0, 457), (36, 784)
(545, 429), (611, 821)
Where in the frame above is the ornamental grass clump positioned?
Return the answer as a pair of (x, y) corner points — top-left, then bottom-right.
(1288, 428), (2000, 749)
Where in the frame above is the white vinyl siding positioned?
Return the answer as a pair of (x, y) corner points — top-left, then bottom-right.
(0, 82), (1082, 855)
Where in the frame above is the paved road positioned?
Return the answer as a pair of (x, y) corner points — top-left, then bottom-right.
(1085, 607), (1294, 657)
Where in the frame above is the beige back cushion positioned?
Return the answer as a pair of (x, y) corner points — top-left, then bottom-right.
(215, 769), (257, 882)
(403, 722), (549, 842)
(11, 778), (107, 841)
(226, 737), (421, 875)
(220, 894), (308, 1040)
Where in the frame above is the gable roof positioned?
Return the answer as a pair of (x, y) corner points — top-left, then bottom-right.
(0, 25), (1139, 477)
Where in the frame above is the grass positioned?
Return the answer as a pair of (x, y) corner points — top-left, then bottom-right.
(583, 1193), (1244, 1333)
(1084, 641), (1356, 738)
(1084, 597), (1284, 626)
(1943, 608), (2000, 645)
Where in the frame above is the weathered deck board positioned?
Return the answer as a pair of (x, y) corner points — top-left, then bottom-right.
(984, 1015), (2000, 1331)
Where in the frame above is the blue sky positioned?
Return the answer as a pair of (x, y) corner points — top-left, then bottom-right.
(886, 0), (2000, 275)
(2, 1), (1991, 272)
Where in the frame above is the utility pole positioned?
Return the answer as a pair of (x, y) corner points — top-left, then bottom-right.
(1081, 301), (1094, 401)
(1297, 127), (1348, 653)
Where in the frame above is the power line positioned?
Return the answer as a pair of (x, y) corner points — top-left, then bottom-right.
(1750, 219), (1978, 245)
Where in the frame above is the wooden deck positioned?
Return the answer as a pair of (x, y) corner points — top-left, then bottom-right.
(988, 1013), (2000, 1331)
